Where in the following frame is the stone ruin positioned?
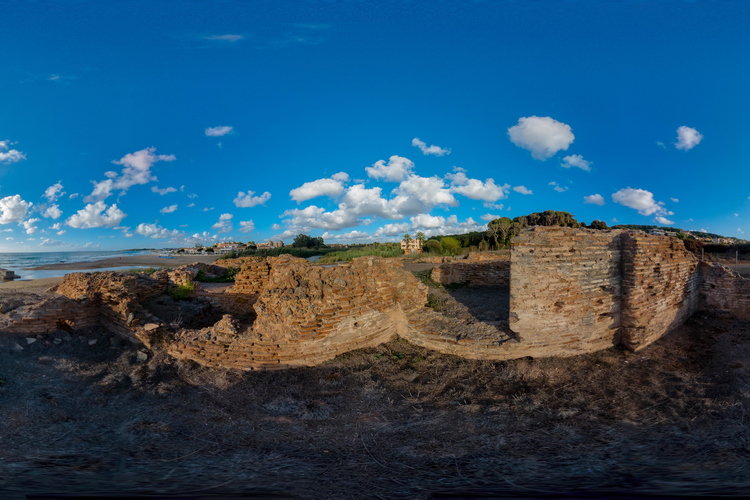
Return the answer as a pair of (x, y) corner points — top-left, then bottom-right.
(1, 227), (749, 369)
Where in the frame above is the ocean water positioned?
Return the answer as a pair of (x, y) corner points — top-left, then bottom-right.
(0, 250), (152, 281)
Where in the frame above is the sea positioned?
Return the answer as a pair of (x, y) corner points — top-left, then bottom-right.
(0, 250), (154, 281)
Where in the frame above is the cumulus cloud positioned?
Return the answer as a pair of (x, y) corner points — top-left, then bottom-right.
(40, 238), (64, 247)
(481, 214), (501, 221)
(560, 154), (592, 171)
(412, 138), (450, 156)
(507, 116), (574, 160)
(5, 237), (12, 241)
(675, 126), (703, 151)
(43, 204), (62, 219)
(21, 218), (40, 234)
(160, 205), (178, 214)
(0, 140), (26, 164)
(152, 186), (177, 195)
(612, 187), (671, 216)
(366, 156), (414, 182)
(549, 181), (568, 193)
(43, 182), (65, 202)
(234, 190), (271, 208)
(373, 214), (483, 239)
(135, 223), (184, 239)
(290, 173), (348, 202)
(204, 34), (244, 42)
(66, 202), (126, 228)
(239, 220), (255, 233)
(447, 170), (509, 203)
(583, 194), (605, 206)
(84, 148), (175, 202)
(655, 216), (674, 225)
(205, 126), (234, 137)
(513, 185), (533, 195)
(69, 193), (79, 199)
(211, 213), (233, 233)
(0, 195), (32, 224)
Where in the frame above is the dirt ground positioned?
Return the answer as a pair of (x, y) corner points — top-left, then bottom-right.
(2, 300), (750, 498)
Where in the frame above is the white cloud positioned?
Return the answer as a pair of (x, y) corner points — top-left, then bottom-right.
(69, 193), (79, 199)
(675, 126), (703, 151)
(57, 230), (66, 235)
(204, 34), (244, 42)
(394, 175), (458, 213)
(84, 147), (175, 202)
(481, 213), (501, 221)
(152, 186), (177, 195)
(43, 204), (62, 219)
(43, 182), (65, 202)
(655, 216), (674, 225)
(135, 223), (184, 239)
(583, 194), (605, 206)
(447, 171), (509, 202)
(160, 204), (178, 214)
(366, 155), (414, 182)
(0, 195), (32, 224)
(612, 187), (670, 216)
(239, 220), (255, 233)
(736, 213), (739, 217)
(738, 228), (744, 234)
(202, 207), (214, 212)
(51, 223), (61, 230)
(549, 181), (568, 193)
(507, 116), (574, 160)
(290, 174), (348, 202)
(21, 218), (40, 234)
(656, 141), (666, 149)
(40, 238), (65, 247)
(484, 203), (505, 210)
(513, 185), (533, 195)
(0, 141), (26, 164)
(412, 138), (450, 156)
(187, 193), (198, 199)
(211, 213), (233, 233)
(187, 203), (195, 208)
(66, 202), (126, 228)
(272, 223), (281, 230)
(671, 198), (679, 203)
(560, 154), (592, 171)
(234, 190), (271, 207)
(205, 126), (234, 137)
(5, 237), (12, 241)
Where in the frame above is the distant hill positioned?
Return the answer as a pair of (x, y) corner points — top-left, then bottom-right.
(610, 224), (737, 240)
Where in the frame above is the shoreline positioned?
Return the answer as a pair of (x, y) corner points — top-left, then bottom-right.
(22, 254), (220, 271)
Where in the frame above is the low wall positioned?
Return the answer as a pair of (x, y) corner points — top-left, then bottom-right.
(700, 262), (750, 320)
(0, 295), (100, 335)
(430, 256), (510, 287)
(620, 233), (700, 350)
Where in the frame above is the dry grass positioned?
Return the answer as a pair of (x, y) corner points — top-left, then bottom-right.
(2, 311), (750, 498)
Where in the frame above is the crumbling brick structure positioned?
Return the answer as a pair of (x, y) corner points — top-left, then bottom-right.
(2, 227), (748, 369)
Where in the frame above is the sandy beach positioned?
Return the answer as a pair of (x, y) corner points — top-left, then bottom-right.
(22, 254), (220, 271)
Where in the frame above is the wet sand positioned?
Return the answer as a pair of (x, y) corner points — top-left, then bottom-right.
(23, 254), (220, 271)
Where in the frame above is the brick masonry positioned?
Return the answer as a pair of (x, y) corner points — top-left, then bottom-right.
(3, 228), (749, 368)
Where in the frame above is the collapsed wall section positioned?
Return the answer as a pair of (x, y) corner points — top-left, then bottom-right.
(700, 262), (750, 320)
(620, 234), (700, 351)
(509, 227), (623, 356)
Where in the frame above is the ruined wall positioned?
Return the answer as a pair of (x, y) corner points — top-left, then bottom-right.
(509, 227), (623, 356)
(232, 260), (270, 293)
(167, 256), (428, 369)
(700, 262), (750, 320)
(620, 234), (700, 351)
(0, 295), (100, 334)
(430, 255), (510, 287)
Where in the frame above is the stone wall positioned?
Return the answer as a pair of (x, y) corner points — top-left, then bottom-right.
(430, 255), (510, 287)
(620, 233), (700, 351)
(0, 295), (100, 334)
(700, 262), (750, 320)
(509, 227), (624, 356)
(232, 260), (270, 293)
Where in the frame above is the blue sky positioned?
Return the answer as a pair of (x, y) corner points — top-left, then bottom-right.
(1, 1), (749, 251)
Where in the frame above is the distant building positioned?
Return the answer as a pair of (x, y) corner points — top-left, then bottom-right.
(649, 229), (666, 236)
(257, 240), (284, 249)
(401, 238), (423, 254)
(215, 242), (242, 254)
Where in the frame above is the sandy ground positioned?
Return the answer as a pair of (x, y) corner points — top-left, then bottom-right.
(0, 277), (63, 294)
(23, 254), (220, 271)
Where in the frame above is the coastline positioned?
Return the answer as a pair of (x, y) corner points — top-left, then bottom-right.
(22, 254), (220, 271)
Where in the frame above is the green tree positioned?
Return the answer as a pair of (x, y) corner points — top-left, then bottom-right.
(424, 240), (442, 254)
(487, 217), (512, 249)
(415, 231), (426, 247)
(589, 220), (609, 230)
(403, 233), (412, 246)
(440, 236), (461, 255)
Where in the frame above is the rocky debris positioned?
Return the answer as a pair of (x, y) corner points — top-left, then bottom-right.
(143, 323), (160, 332)
(26, 337), (36, 344)
(136, 351), (148, 363)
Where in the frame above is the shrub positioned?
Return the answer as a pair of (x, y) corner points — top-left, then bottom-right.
(168, 279), (195, 300)
(195, 267), (239, 283)
(440, 237), (462, 255)
(424, 240), (442, 254)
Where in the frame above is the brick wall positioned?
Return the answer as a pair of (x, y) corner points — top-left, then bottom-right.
(509, 227), (623, 355)
(699, 262), (750, 320)
(231, 260), (270, 293)
(619, 233), (700, 350)
(430, 257), (510, 287)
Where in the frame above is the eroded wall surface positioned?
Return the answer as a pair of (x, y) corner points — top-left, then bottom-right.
(509, 227), (623, 356)
(620, 233), (700, 350)
(430, 254), (510, 287)
(700, 262), (750, 320)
